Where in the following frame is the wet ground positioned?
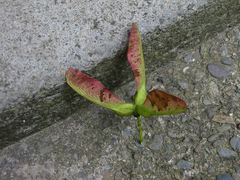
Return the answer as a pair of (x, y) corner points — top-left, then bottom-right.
(0, 24), (240, 180)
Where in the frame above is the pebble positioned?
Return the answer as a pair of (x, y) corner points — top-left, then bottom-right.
(162, 154), (172, 161)
(200, 45), (207, 55)
(183, 66), (189, 73)
(168, 130), (184, 139)
(220, 44), (228, 56)
(216, 124), (231, 132)
(126, 90), (135, 98)
(166, 145), (171, 152)
(178, 81), (189, 90)
(212, 115), (235, 125)
(0, 157), (3, 165)
(236, 84), (240, 90)
(74, 171), (88, 180)
(221, 57), (234, 65)
(148, 134), (163, 151)
(133, 153), (140, 160)
(122, 126), (131, 136)
(218, 146), (237, 159)
(142, 162), (151, 169)
(102, 169), (112, 180)
(213, 140), (222, 148)
(135, 141), (144, 148)
(205, 109), (217, 119)
(230, 136), (240, 151)
(195, 144), (202, 153)
(232, 173), (240, 180)
(185, 54), (194, 63)
(217, 174), (233, 180)
(177, 160), (191, 169)
(203, 98), (212, 105)
(207, 64), (231, 79)
(208, 134), (219, 142)
(142, 151), (150, 155)
(192, 52), (200, 60)
(235, 165), (240, 173)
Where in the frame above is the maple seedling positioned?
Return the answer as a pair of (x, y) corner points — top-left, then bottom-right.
(66, 23), (187, 144)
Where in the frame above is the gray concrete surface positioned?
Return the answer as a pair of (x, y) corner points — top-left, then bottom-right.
(0, 0), (240, 150)
(0, 0), (208, 111)
(0, 15), (240, 179)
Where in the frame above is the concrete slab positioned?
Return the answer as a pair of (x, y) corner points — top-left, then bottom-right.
(0, 0), (208, 111)
(0, 0), (239, 149)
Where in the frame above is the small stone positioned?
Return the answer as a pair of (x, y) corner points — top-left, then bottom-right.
(174, 172), (181, 180)
(207, 64), (231, 79)
(220, 44), (228, 56)
(0, 157), (3, 165)
(74, 171), (88, 180)
(221, 57), (234, 65)
(162, 154), (172, 161)
(148, 134), (163, 151)
(205, 109), (217, 119)
(235, 164), (240, 173)
(209, 81), (219, 96)
(213, 140), (222, 148)
(212, 115), (235, 125)
(217, 174), (233, 180)
(126, 90), (135, 98)
(183, 67), (189, 73)
(208, 134), (219, 142)
(216, 124), (231, 132)
(195, 144), (202, 153)
(127, 145), (138, 151)
(200, 45), (207, 55)
(185, 54), (194, 63)
(166, 145), (171, 152)
(205, 148), (210, 153)
(102, 169), (112, 180)
(142, 151), (150, 155)
(200, 131), (208, 138)
(234, 28), (240, 39)
(177, 160), (191, 169)
(122, 126), (131, 136)
(142, 162), (151, 169)
(178, 81), (189, 90)
(230, 136), (240, 151)
(236, 84), (240, 90)
(232, 173), (240, 180)
(192, 52), (200, 60)
(133, 153), (140, 160)
(218, 146), (237, 159)
(178, 146), (188, 153)
(114, 171), (123, 180)
(203, 99), (212, 105)
(168, 130), (184, 139)
(135, 141), (144, 148)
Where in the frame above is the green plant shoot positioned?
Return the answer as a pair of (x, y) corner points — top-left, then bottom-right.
(66, 23), (187, 144)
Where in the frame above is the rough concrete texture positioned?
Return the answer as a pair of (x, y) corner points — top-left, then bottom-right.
(1, 0), (240, 150)
(0, 0), (208, 111)
(1, 17), (240, 179)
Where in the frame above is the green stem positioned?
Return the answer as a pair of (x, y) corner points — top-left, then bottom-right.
(137, 116), (143, 144)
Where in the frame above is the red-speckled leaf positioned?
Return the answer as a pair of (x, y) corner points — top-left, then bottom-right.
(66, 69), (135, 116)
(136, 89), (187, 118)
(127, 23), (146, 105)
